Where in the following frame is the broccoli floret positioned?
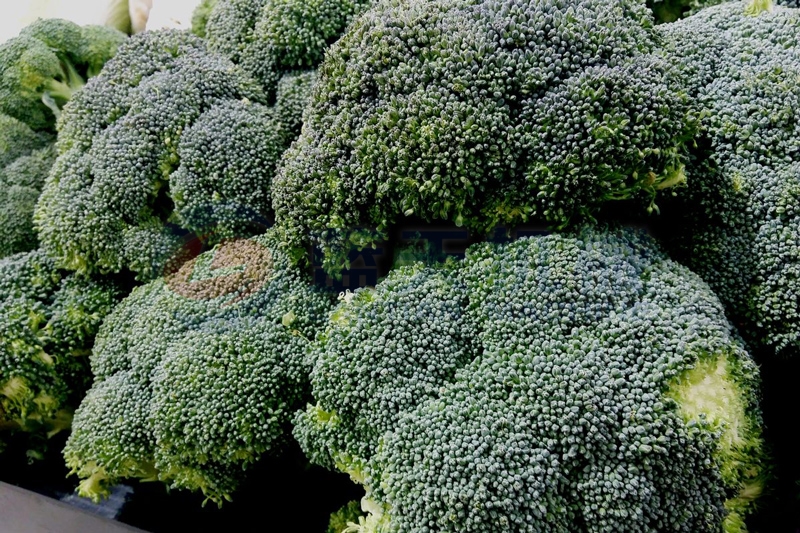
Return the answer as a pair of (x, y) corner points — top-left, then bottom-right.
(328, 500), (365, 533)
(273, 70), (318, 142)
(647, 0), (799, 23)
(294, 261), (471, 475)
(192, 0), (220, 38)
(63, 231), (333, 504)
(0, 19), (126, 132)
(272, 0), (698, 274)
(0, 114), (53, 167)
(295, 227), (767, 532)
(0, 250), (124, 447)
(34, 30), (298, 280)
(0, 20), (123, 258)
(205, 0), (370, 95)
(652, 0), (800, 355)
(0, 114), (55, 258)
(0, 145), (57, 258)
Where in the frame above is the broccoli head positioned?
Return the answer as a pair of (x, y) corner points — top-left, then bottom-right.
(0, 250), (124, 447)
(63, 230), (333, 504)
(0, 113), (55, 258)
(34, 30), (297, 280)
(295, 227), (767, 532)
(204, 0), (371, 95)
(272, 0), (698, 274)
(0, 144), (57, 258)
(0, 19), (126, 132)
(653, 0), (800, 355)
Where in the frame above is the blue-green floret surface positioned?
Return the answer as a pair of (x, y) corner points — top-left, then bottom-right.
(654, 0), (800, 355)
(296, 227), (767, 533)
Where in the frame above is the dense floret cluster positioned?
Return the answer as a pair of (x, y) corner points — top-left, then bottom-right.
(653, 0), (800, 355)
(0, 115), (55, 258)
(204, 0), (372, 94)
(273, 0), (697, 273)
(63, 231), (333, 504)
(0, 250), (124, 449)
(33, 30), (303, 280)
(296, 227), (766, 532)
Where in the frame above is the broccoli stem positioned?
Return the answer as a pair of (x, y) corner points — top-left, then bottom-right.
(41, 57), (86, 118)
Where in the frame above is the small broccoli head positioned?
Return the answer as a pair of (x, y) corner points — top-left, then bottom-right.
(0, 250), (124, 447)
(297, 227), (768, 532)
(0, 145), (57, 258)
(293, 261), (472, 477)
(272, 0), (697, 274)
(170, 98), (285, 240)
(0, 114), (52, 168)
(0, 19), (126, 132)
(64, 230), (334, 504)
(34, 30), (297, 280)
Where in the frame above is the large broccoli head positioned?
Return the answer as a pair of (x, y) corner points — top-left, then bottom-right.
(63, 230), (333, 504)
(204, 0), (371, 94)
(653, 0), (800, 355)
(295, 227), (767, 532)
(272, 0), (698, 274)
(0, 250), (124, 447)
(0, 19), (126, 132)
(34, 30), (301, 281)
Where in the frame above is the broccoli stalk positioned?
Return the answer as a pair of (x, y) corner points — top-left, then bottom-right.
(38, 52), (86, 119)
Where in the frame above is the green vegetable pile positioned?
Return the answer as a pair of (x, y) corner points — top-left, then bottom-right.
(1, 0), (799, 531)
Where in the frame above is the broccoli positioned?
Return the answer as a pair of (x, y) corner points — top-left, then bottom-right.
(0, 113), (55, 258)
(295, 227), (767, 532)
(652, 0), (800, 355)
(0, 19), (126, 133)
(0, 20), (124, 258)
(328, 500), (366, 533)
(0, 143), (56, 259)
(0, 114), (53, 166)
(271, 0), (698, 274)
(204, 0), (370, 95)
(34, 30), (298, 280)
(63, 231), (333, 504)
(0, 250), (124, 450)
(191, 0), (219, 38)
(647, 0), (799, 23)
